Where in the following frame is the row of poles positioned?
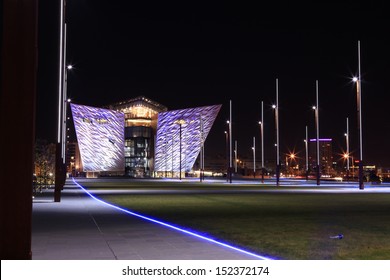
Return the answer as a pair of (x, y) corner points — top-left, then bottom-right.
(55, 0), (364, 190)
(226, 41), (364, 189)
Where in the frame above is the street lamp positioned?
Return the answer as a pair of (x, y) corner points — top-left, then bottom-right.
(228, 100), (233, 183)
(234, 140), (238, 173)
(353, 40), (364, 190)
(174, 119), (186, 180)
(304, 125), (309, 180)
(224, 130), (229, 182)
(273, 79), (280, 186)
(313, 80), (320, 185)
(259, 100), (265, 183)
(252, 136), (256, 178)
(344, 117), (350, 181)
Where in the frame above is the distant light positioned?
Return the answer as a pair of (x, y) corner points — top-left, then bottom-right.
(352, 77), (358, 82)
(272, 105), (276, 109)
(67, 65), (73, 70)
(258, 121), (262, 125)
(309, 138), (332, 142)
(67, 98), (71, 102)
(312, 106), (316, 110)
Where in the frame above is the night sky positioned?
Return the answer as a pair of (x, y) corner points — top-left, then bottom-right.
(36, 1), (390, 166)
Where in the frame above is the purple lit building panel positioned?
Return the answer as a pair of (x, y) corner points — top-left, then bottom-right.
(70, 103), (125, 172)
(154, 104), (222, 172)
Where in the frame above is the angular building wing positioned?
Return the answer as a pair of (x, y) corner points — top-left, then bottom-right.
(70, 103), (125, 172)
(154, 104), (222, 174)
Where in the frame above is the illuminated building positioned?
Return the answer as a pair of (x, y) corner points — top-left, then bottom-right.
(71, 96), (221, 178)
(154, 104), (222, 177)
(70, 103), (125, 178)
(309, 138), (334, 176)
(108, 96), (167, 177)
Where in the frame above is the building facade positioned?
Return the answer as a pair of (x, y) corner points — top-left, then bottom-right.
(108, 96), (167, 177)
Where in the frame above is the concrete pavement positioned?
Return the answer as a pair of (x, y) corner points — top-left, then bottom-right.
(31, 179), (268, 260)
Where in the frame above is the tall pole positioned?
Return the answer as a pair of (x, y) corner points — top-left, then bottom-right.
(253, 136), (256, 178)
(62, 23), (68, 164)
(315, 80), (320, 185)
(275, 79), (280, 186)
(234, 140), (238, 173)
(357, 40), (364, 190)
(305, 125), (308, 181)
(179, 123), (182, 180)
(345, 117), (350, 181)
(55, 0), (65, 202)
(200, 115), (204, 182)
(171, 134), (174, 178)
(225, 130), (229, 182)
(229, 100), (233, 183)
(261, 101), (264, 183)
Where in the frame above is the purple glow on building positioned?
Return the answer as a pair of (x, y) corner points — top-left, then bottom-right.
(154, 105), (222, 172)
(71, 103), (125, 172)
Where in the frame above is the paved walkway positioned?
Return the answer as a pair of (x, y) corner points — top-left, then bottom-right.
(31, 180), (266, 260)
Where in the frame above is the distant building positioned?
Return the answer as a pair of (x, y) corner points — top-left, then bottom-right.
(66, 141), (83, 176)
(309, 138), (334, 176)
(69, 96), (221, 178)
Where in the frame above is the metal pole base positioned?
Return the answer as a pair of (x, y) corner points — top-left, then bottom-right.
(359, 160), (364, 190)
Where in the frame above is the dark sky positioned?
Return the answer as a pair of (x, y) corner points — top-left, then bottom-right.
(36, 1), (390, 166)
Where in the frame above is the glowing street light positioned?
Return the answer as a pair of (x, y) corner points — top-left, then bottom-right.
(353, 40), (364, 190)
(259, 100), (264, 183)
(344, 117), (350, 181)
(273, 79), (280, 186)
(313, 80), (320, 186)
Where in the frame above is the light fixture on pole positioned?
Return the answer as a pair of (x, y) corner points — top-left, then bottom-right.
(273, 79), (280, 186)
(199, 115), (204, 182)
(252, 136), (256, 178)
(174, 119), (186, 180)
(224, 130), (229, 182)
(55, 0), (66, 202)
(344, 117), (350, 181)
(260, 100), (264, 183)
(229, 100), (233, 183)
(304, 126), (308, 181)
(234, 140), (238, 173)
(313, 80), (320, 186)
(353, 40), (364, 190)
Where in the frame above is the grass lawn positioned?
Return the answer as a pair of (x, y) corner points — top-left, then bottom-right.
(81, 180), (390, 260)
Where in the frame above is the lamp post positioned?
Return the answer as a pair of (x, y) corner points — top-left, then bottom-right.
(234, 140), (238, 173)
(252, 136), (256, 178)
(353, 40), (364, 190)
(55, 0), (66, 202)
(273, 79), (280, 186)
(344, 117), (350, 181)
(224, 130), (229, 182)
(229, 100), (233, 183)
(313, 80), (320, 185)
(259, 100), (265, 183)
(175, 119), (186, 180)
(199, 115), (204, 182)
(304, 126), (309, 180)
